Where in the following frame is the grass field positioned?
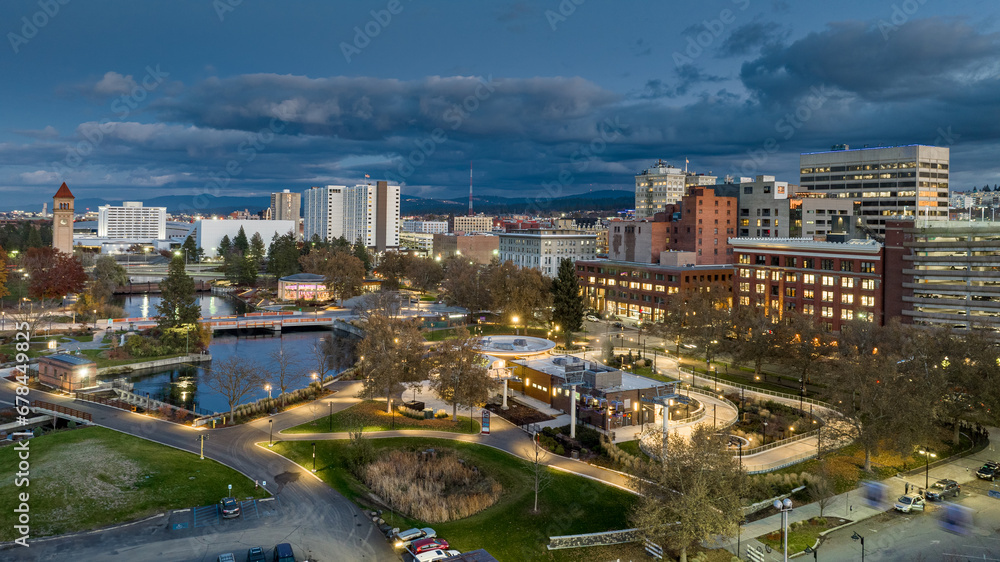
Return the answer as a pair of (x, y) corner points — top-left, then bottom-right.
(282, 399), (481, 434)
(758, 516), (848, 554)
(272, 437), (639, 562)
(0, 426), (268, 540)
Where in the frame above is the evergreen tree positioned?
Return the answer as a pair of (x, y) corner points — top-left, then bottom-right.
(353, 240), (372, 273)
(182, 235), (203, 263)
(233, 226), (250, 255)
(156, 256), (200, 329)
(551, 258), (584, 344)
(248, 232), (266, 270)
(24, 225), (43, 249)
(267, 232), (300, 278)
(218, 235), (232, 258)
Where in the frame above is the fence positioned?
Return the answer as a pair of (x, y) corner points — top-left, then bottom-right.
(75, 392), (134, 412)
(680, 366), (827, 408)
(30, 400), (92, 423)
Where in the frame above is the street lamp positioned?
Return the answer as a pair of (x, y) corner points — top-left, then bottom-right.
(918, 447), (937, 491)
(512, 315), (520, 336)
(265, 384), (272, 400)
(93, 309), (98, 329)
(311, 442), (316, 472)
(773, 498), (793, 562)
(852, 532), (865, 562)
(711, 365), (718, 392)
(268, 418), (274, 447)
(763, 421), (769, 446)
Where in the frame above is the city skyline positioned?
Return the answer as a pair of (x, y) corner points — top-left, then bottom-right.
(1, 1), (998, 209)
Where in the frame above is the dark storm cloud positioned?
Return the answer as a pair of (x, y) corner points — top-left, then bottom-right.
(740, 18), (1000, 102)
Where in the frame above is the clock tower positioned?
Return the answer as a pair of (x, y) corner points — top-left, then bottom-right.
(52, 182), (75, 255)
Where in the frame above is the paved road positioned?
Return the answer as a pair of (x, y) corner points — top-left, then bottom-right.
(0, 377), (397, 561)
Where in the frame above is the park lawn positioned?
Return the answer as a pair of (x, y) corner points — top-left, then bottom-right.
(0, 426), (268, 540)
(758, 517), (848, 554)
(424, 328), (459, 342)
(617, 440), (651, 461)
(69, 333), (96, 343)
(79, 348), (188, 368)
(282, 399), (481, 434)
(272, 437), (639, 562)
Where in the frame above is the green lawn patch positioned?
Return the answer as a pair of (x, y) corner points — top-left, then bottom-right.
(0, 426), (268, 540)
(617, 440), (650, 460)
(424, 328), (459, 342)
(282, 400), (481, 434)
(758, 516), (848, 555)
(271, 438), (638, 561)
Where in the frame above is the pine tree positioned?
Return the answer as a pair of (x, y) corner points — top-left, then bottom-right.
(156, 256), (200, 329)
(551, 258), (584, 344)
(249, 232), (266, 271)
(233, 226), (250, 255)
(218, 235), (232, 259)
(267, 232), (301, 278)
(353, 240), (372, 273)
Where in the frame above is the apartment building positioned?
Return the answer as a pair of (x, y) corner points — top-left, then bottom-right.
(97, 201), (167, 239)
(499, 229), (597, 277)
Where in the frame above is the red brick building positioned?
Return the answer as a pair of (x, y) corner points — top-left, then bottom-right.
(663, 186), (737, 265)
(37, 354), (97, 392)
(730, 237), (884, 331)
(576, 259), (733, 322)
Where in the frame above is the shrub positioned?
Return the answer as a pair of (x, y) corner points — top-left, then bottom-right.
(358, 449), (502, 522)
(397, 406), (425, 420)
(814, 517), (827, 526)
(434, 409), (449, 419)
(555, 445), (566, 456)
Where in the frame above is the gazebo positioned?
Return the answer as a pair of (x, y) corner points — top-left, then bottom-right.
(278, 273), (329, 301)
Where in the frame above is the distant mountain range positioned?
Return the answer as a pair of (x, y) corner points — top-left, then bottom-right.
(66, 189), (635, 217)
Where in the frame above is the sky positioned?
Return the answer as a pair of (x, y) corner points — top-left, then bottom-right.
(1, 0), (999, 211)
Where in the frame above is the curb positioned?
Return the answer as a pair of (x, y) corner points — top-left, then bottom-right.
(0, 511), (167, 549)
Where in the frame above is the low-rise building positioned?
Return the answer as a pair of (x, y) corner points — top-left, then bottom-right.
(499, 229), (597, 277)
(453, 214), (494, 233)
(37, 354), (97, 392)
(432, 233), (499, 264)
(730, 237), (884, 331)
(576, 259), (733, 322)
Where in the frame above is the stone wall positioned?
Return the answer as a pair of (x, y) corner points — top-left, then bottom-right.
(547, 528), (640, 550)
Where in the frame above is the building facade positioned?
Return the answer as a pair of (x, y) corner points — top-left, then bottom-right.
(453, 214), (493, 233)
(270, 189), (301, 223)
(38, 354), (97, 392)
(399, 231), (435, 256)
(303, 181), (400, 250)
(730, 237), (884, 331)
(402, 220), (449, 234)
(432, 233), (499, 264)
(576, 259), (733, 322)
(98, 202), (167, 239)
(799, 145), (950, 236)
(52, 182), (75, 255)
(635, 160), (686, 219)
(607, 220), (670, 264)
(187, 219), (295, 258)
(737, 175), (791, 238)
(798, 195), (861, 239)
(499, 229), (597, 277)
(664, 186), (737, 265)
(884, 219), (1000, 333)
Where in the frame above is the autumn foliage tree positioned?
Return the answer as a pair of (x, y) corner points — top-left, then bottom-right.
(23, 247), (86, 300)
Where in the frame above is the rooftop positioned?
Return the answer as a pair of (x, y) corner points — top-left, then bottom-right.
(279, 273), (326, 282)
(43, 353), (95, 366)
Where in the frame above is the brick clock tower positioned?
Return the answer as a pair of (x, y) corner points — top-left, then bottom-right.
(52, 182), (75, 255)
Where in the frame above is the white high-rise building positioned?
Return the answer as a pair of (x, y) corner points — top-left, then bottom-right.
(303, 181), (400, 251)
(98, 202), (167, 239)
(402, 220), (448, 234)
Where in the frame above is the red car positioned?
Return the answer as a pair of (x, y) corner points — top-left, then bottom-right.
(410, 538), (449, 555)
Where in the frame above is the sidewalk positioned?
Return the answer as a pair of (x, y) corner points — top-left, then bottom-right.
(715, 426), (998, 558)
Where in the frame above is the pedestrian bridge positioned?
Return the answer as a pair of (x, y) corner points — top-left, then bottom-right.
(104, 310), (339, 333)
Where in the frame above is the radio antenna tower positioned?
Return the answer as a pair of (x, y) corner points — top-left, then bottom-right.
(468, 161), (474, 216)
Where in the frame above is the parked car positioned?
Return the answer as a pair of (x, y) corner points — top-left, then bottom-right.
(272, 543), (296, 562)
(925, 479), (961, 501)
(586, 315), (599, 322)
(612, 321), (624, 329)
(393, 527), (437, 549)
(217, 555), (236, 562)
(977, 461), (1000, 481)
(410, 550), (460, 562)
(411, 537), (450, 554)
(219, 497), (241, 519)
(894, 494), (925, 513)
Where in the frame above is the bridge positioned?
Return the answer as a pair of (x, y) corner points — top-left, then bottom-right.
(113, 280), (215, 294)
(103, 310), (344, 334)
(30, 400), (93, 424)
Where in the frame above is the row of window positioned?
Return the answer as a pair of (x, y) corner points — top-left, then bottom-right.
(737, 255), (877, 273)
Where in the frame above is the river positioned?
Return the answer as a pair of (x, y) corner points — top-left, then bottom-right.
(101, 295), (348, 414)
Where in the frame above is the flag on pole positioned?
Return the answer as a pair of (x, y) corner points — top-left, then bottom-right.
(364, 174), (370, 178)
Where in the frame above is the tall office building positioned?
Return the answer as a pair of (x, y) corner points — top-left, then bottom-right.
(799, 145), (950, 236)
(98, 202), (167, 239)
(634, 159), (716, 219)
(270, 189), (301, 222)
(303, 181), (400, 251)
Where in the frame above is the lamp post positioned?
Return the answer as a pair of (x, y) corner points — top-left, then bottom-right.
(268, 418), (274, 447)
(265, 384), (272, 400)
(852, 532), (865, 562)
(763, 421), (769, 446)
(311, 442), (316, 472)
(711, 365), (718, 392)
(773, 498), (793, 562)
(512, 315), (520, 336)
(804, 545), (817, 561)
(918, 447), (937, 491)
(93, 309), (98, 329)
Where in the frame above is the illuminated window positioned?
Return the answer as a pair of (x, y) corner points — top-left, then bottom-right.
(822, 291), (834, 302)
(842, 278), (854, 288)
(861, 295), (875, 307)
(821, 306), (834, 318)
(841, 309), (854, 320)
(803, 274), (816, 284)
(841, 294), (854, 305)
(861, 279), (875, 290)
(821, 276), (835, 286)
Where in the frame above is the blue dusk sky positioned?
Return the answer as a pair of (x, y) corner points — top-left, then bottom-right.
(1, 0), (998, 209)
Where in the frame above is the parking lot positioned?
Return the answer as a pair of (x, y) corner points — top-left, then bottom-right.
(168, 497), (283, 532)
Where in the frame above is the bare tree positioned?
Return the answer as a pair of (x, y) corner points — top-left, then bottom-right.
(527, 433), (552, 513)
(430, 329), (497, 425)
(203, 356), (264, 423)
(631, 425), (748, 562)
(808, 465), (836, 517)
(356, 313), (428, 412)
(268, 343), (303, 408)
